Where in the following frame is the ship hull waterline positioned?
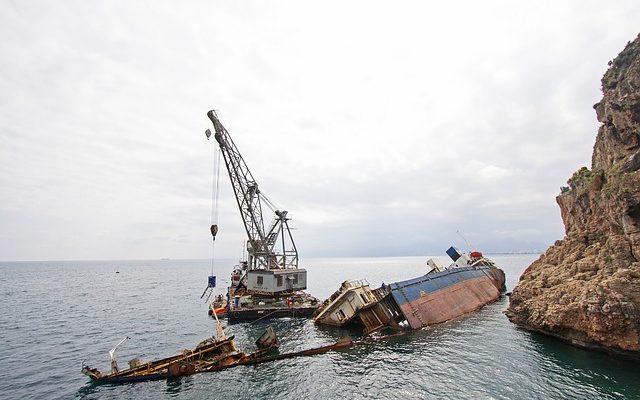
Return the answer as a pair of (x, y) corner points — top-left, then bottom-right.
(226, 305), (318, 322)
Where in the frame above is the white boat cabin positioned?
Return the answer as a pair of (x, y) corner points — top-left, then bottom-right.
(246, 269), (307, 295)
(313, 280), (377, 326)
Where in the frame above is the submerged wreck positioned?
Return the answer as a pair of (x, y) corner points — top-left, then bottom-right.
(81, 323), (352, 384)
(314, 247), (506, 334)
(81, 334), (243, 384)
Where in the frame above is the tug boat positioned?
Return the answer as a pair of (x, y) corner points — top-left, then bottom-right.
(208, 294), (228, 317)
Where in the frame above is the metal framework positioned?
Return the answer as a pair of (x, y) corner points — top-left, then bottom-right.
(206, 110), (298, 271)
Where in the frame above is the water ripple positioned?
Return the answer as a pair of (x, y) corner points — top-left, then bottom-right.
(0, 256), (638, 400)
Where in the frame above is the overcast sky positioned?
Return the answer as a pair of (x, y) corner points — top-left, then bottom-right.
(1, 1), (639, 261)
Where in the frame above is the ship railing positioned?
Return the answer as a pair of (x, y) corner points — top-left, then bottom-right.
(370, 285), (391, 301)
(323, 279), (370, 304)
(343, 279), (369, 288)
(470, 258), (495, 268)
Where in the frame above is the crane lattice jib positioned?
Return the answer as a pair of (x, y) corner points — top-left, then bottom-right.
(207, 110), (298, 270)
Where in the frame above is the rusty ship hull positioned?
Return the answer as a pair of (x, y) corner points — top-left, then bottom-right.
(390, 265), (505, 329)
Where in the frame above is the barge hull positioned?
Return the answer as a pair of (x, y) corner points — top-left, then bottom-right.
(390, 266), (505, 329)
(228, 306), (317, 322)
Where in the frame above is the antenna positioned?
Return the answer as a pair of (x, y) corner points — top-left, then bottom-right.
(456, 230), (473, 251)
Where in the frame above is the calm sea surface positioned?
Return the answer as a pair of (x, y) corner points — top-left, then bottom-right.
(1, 255), (638, 400)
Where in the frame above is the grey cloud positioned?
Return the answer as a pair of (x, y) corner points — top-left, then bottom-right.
(1, 1), (639, 261)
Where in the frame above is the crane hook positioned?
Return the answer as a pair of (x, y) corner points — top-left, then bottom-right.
(210, 224), (219, 239)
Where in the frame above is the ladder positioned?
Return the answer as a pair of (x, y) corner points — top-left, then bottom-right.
(396, 285), (427, 328)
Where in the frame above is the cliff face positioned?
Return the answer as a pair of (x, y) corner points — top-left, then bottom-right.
(506, 34), (640, 357)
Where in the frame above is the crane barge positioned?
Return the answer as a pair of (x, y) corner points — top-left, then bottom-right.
(205, 110), (319, 321)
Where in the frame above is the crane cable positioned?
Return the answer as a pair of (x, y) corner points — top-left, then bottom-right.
(261, 191), (280, 213)
(211, 144), (221, 276)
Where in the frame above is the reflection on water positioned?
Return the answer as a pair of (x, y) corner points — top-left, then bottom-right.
(165, 376), (194, 397)
(527, 331), (640, 399)
(75, 382), (101, 399)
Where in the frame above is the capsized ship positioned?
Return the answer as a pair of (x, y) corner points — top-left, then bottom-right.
(314, 247), (506, 334)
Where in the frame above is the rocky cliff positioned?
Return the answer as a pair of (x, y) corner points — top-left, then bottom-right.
(505, 34), (640, 358)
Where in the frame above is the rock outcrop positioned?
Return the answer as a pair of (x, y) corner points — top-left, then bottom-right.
(506, 34), (640, 358)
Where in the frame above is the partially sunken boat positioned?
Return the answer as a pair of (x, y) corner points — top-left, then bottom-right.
(81, 335), (243, 384)
(81, 325), (354, 384)
(314, 247), (506, 334)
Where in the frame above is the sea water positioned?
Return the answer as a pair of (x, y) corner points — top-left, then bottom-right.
(1, 255), (638, 400)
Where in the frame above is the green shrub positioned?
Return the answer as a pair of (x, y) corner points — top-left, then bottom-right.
(567, 167), (593, 190)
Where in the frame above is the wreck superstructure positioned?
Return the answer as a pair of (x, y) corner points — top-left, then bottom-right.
(313, 280), (403, 334)
(314, 247), (506, 333)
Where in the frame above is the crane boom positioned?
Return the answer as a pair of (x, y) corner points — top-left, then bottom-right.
(206, 110), (299, 273)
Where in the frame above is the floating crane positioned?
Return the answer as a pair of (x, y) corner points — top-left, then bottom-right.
(206, 110), (310, 300)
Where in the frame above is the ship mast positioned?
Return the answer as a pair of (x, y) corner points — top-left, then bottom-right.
(206, 110), (298, 272)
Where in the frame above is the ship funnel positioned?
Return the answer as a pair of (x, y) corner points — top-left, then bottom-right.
(446, 246), (462, 262)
